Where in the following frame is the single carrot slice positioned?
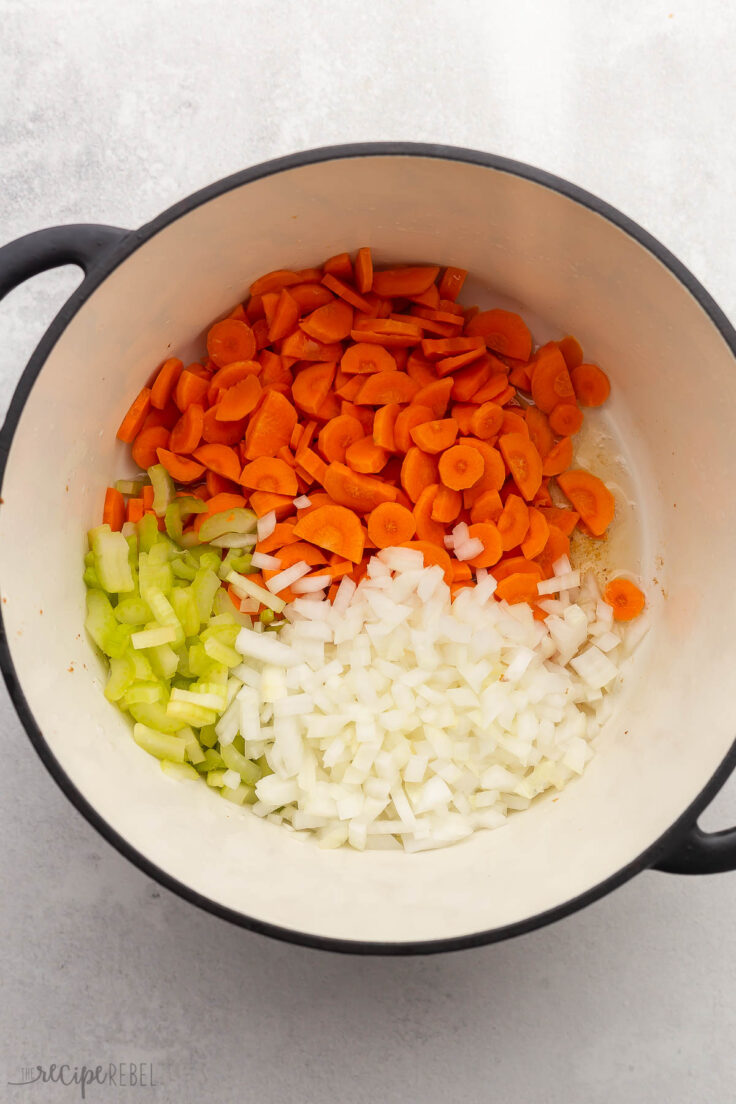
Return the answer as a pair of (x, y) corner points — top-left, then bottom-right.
(336, 376), (365, 402)
(525, 406), (555, 459)
(400, 540), (453, 584)
(169, 403), (205, 454)
(413, 484), (446, 545)
(174, 371), (209, 413)
(372, 404), (400, 452)
(340, 401), (374, 435)
(323, 253), (354, 280)
(246, 294), (265, 321)
(317, 414), (364, 463)
(256, 520), (301, 554)
(192, 443), (242, 482)
(132, 426), (169, 469)
(355, 247), (373, 294)
(206, 319), (256, 367)
(465, 309), (532, 361)
(472, 375), (513, 404)
(207, 360), (260, 404)
(355, 372), (419, 405)
(450, 357), (493, 402)
(294, 504), (365, 564)
(280, 330), (343, 362)
(249, 491), (295, 519)
(249, 269), (301, 296)
(292, 362), (337, 416)
(142, 400), (180, 433)
(351, 318), (424, 348)
(603, 578), (646, 621)
(557, 469), (615, 536)
(531, 345), (575, 413)
(496, 572), (539, 605)
(400, 447), (440, 503)
(345, 436), (389, 475)
(117, 386), (152, 443)
(541, 436), (574, 477)
(394, 404), (434, 453)
(438, 266), (467, 301)
(289, 283), (335, 314)
(406, 351), (438, 387)
(422, 336), (485, 360)
(341, 342), (397, 375)
(469, 490), (503, 523)
(497, 493), (530, 551)
(205, 471), (239, 496)
(371, 266), (439, 297)
(201, 407), (248, 445)
(470, 402), (504, 439)
(451, 404), (476, 435)
(500, 409), (529, 436)
(300, 299), (354, 344)
(323, 462), (397, 513)
(126, 498), (144, 524)
(239, 457), (299, 496)
(451, 561), (472, 583)
(410, 417), (458, 454)
(150, 358), (183, 410)
(244, 391), (298, 460)
(558, 335), (584, 369)
(537, 506), (579, 536)
(466, 522), (503, 568)
(407, 284), (441, 309)
(438, 444), (484, 490)
(296, 447), (328, 484)
(321, 273), (371, 313)
(520, 507), (550, 559)
(456, 437), (506, 502)
(436, 346), (488, 376)
(570, 363), (611, 407)
(102, 487), (125, 531)
(215, 375), (262, 422)
(268, 288), (299, 343)
(411, 378), (454, 418)
(367, 501), (416, 548)
(535, 525), (570, 578)
(492, 556), (544, 583)
(549, 402), (583, 436)
(498, 433), (543, 502)
(431, 484), (462, 523)
(156, 448), (205, 483)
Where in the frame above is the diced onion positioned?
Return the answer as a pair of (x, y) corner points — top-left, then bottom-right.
(256, 511), (277, 541)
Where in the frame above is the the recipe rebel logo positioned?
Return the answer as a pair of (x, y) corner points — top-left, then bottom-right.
(7, 1061), (157, 1098)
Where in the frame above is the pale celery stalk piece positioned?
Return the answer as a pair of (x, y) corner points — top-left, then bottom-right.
(198, 508), (257, 544)
(165, 495), (208, 543)
(129, 701), (185, 734)
(132, 723), (187, 762)
(131, 625), (178, 650)
(146, 642), (179, 680)
(169, 587), (200, 638)
(206, 770), (228, 788)
(192, 567), (221, 623)
(170, 687), (227, 711)
(204, 636), (242, 668)
(165, 699), (218, 727)
(220, 741), (262, 785)
(85, 590), (117, 654)
(226, 570), (286, 614)
(146, 586), (185, 646)
(147, 463), (176, 518)
(114, 596), (153, 625)
(122, 681), (164, 706)
(160, 760), (199, 781)
(89, 525), (134, 593)
(116, 479), (148, 495)
(104, 654), (136, 702)
(208, 532), (258, 549)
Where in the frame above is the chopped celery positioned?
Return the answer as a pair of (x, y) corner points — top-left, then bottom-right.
(171, 557), (197, 581)
(230, 552), (257, 574)
(104, 653), (136, 702)
(130, 651), (154, 680)
(160, 760), (199, 781)
(201, 748), (226, 771)
(84, 550), (96, 568)
(129, 700), (185, 734)
(191, 567), (221, 623)
(184, 738), (206, 766)
(201, 622), (239, 646)
(170, 686), (226, 711)
(85, 590), (118, 655)
(114, 596), (153, 625)
(146, 642), (179, 680)
(187, 642), (220, 678)
(147, 463), (175, 518)
(226, 570), (285, 614)
(165, 699), (218, 727)
(89, 525), (135, 593)
(138, 551), (173, 599)
(220, 782), (256, 806)
(198, 507), (257, 544)
(122, 681), (164, 706)
(131, 625), (178, 649)
(137, 513), (161, 553)
(256, 754), (273, 777)
(198, 550), (222, 573)
(203, 636), (241, 668)
(169, 587), (199, 639)
(133, 723), (187, 762)
(164, 495), (207, 543)
(220, 742), (262, 784)
(206, 770), (227, 788)
(172, 644), (192, 678)
(199, 724), (218, 748)
(146, 587), (185, 646)
(116, 478), (147, 496)
(83, 566), (101, 589)
(209, 532), (257, 549)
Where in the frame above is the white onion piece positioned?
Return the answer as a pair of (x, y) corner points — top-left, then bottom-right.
(256, 511), (277, 541)
(266, 561), (311, 594)
(250, 551), (282, 570)
(293, 495), (312, 508)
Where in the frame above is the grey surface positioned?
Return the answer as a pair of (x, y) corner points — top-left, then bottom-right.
(2, 2), (735, 1101)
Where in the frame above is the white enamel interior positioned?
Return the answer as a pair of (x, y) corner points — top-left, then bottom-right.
(1, 154), (735, 946)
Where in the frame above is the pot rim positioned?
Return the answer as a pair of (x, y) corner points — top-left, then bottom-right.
(2, 141), (735, 956)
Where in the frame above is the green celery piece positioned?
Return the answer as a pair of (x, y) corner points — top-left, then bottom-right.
(137, 514), (161, 553)
(170, 587), (200, 639)
(89, 525), (134, 593)
(147, 463), (175, 518)
(130, 651), (154, 680)
(256, 754), (273, 778)
(187, 642), (218, 678)
(133, 723), (187, 762)
(165, 699), (217, 727)
(200, 622), (240, 646)
(84, 550), (96, 568)
(199, 724), (218, 749)
(198, 507), (257, 544)
(206, 769), (228, 788)
(164, 496), (207, 544)
(191, 567), (221, 623)
(83, 566), (101, 589)
(202, 748), (226, 771)
(184, 738), (206, 766)
(138, 551), (173, 599)
(146, 586), (185, 646)
(221, 782), (256, 806)
(116, 478), (147, 496)
(229, 552), (257, 575)
(220, 742), (262, 784)
(260, 609), (275, 624)
(129, 700), (185, 734)
(203, 636), (241, 668)
(122, 681), (164, 706)
(231, 732), (246, 754)
(179, 531), (201, 550)
(146, 642), (179, 680)
(198, 550), (222, 573)
(114, 596), (153, 625)
(171, 557), (197, 581)
(160, 760), (199, 781)
(173, 644), (192, 678)
(85, 590), (118, 655)
(104, 653), (136, 702)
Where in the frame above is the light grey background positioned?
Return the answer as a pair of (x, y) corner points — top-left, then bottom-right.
(2, 2), (735, 1101)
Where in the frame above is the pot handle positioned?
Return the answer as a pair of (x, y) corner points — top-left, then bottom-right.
(0, 223), (128, 301)
(653, 821), (736, 875)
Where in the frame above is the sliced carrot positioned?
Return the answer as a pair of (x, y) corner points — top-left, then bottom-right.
(103, 487), (125, 531)
(535, 525), (570, 578)
(498, 433), (543, 502)
(214, 375), (261, 422)
(469, 490), (503, 523)
(206, 319), (256, 367)
(249, 491), (295, 519)
(436, 346), (488, 376)
(470, 401), (503, 439)
(174, 371), (209, 413)
(456, 438), (506, 500)
(207, 360), (260, 404)
(366, 501), (416, 548)
(438, 266), (467, 301)
(407, 284), (441, 309)
(509, 363), (532, 391)
(341, 342), (397, 375)
(259, 352), (293, 393)
(315, 391), (341, 423)
(297, 447), (328, 484)
(413, 484), (446, 545)
(500, 409), (529, 436)
(190, 443), (241, 483)
(530, 344), (575, 413)
(430, 484), (462, 523)
(289, 283), (335, 314)
(541, 436), (574, 477)
(321, 273), (371, 313)
(293, 504), (365, 564)
(410, 417), (458, 454)
(132, 426), (169, 469)
(492, 557), (544, 583)
(451, 403), (476, 435)
(406, 351), (438, 387)
(205, 471), (239, 497)
(438, 444), (484, 490)
(345, 436), (389, 475)
(466, 522), (503, 568)
(371, 266), (439, 297)
(558, 335), (584, 370)
(256, 520), (301, 554)
(532, 480), (554, 508)
(411, 378), (453, 418)
(142, 400), (180, 433)
(355, 372), (419, 405)
(355, 247), (373, 294)
(126, 497), (144, 524)
(472, 374), (513, 404)
(156, 448), (205, 483)
(496, 573), (539, 605)
(422, 336), (485, 361)
(249, 269), (301, 296)
(141, 485), (155, 511)
(497, 493), (530, 551)
(323, 253), (354, 280)
(520, 507), (550, 559)
(317, 414), (364, 463)
(267, 288), (299, 344)
(537, 506), (579, 536)
(323, 462), (397, 513)
(117, 387), (152, 443)
(340, 401), (374, 436)
(362, 292), (393, 319)
(336, 376), (365, 402)
(557, 469), (615, 536)
(570, 363), (611, 407)
(244, 391), (298, 461)
(246, 294), (265, 321)
(372, 403), (400, 452)
(451, 561), (472, 583)
(239, 457), (299, 496)
(150, 358), (183, 410)
(400, 541), (453, 584)
(603, 578), (646, 621)
(451, 356), (494, 401)
(202, 406), (248, 445)
(280, 330), (343, 362)
(291, 362), (336, 417)
(394, 404), (434, 453)
(549, 402), (583, 436)
(400, 447), (440, 503)
(465, 309), (532, 361)
(351, 318), (424, 348)
(525, 406), (555, 459)
(300, 299), (354, 344)
(169, 403), (204, 454)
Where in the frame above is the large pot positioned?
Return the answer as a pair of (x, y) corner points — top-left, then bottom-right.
(1, 143), (735, 955)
